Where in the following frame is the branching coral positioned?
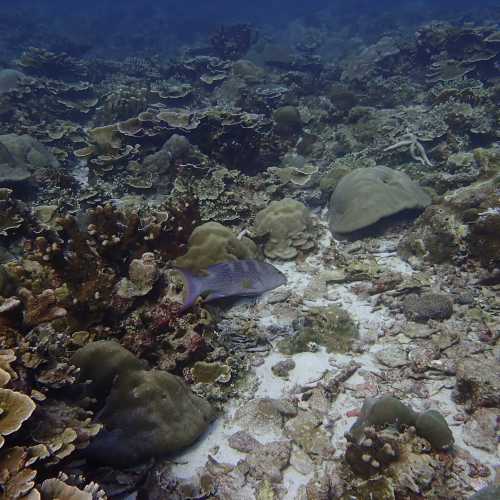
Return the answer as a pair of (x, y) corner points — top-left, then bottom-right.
(384, 130), (433, 167)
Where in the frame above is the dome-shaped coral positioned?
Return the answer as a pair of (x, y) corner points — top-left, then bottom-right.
(175, 221), (260, 272)
(254, 198), (317, 259)
(328, 166), (431, 234)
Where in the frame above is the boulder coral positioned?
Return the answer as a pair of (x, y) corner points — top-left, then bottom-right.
(328, 166), (431, 234)
(254, 198), (317, 259)
(72, 341), (214, 466)
(348, 395), (454, 450)
(175, 221), (260, 272)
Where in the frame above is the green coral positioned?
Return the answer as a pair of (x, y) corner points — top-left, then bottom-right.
(349, 396), (418, 441)
(349, 396), (454, 450)
(86, 368), (214, 466)
(72, 340), (146, 399)
(254, 198), (317, 260)
(175, 221), (260, 272)
(72, 341), (214, 466)
(272, 106), (302, 136)
(278, 305), (358, 354)
(415, 410), (454, 450)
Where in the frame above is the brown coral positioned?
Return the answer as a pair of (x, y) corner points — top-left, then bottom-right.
(0, 389), (36, 449)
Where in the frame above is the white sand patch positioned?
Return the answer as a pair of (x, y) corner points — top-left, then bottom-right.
(168, 214), (498, 495)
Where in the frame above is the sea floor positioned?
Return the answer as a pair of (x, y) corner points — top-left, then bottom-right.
(156, 214), (499, 499)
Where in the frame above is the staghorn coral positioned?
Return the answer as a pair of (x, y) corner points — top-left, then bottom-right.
(254, 198), (318, 259)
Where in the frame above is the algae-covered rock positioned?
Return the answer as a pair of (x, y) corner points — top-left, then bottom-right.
(348, 396), (418, 441)
(402, 293), (453, 322)
(71, 340), (146, 399)
(191, 361), (231, 384)
(328, 166), (431, 234)
(415, 410), (454, 450)
(175, 221), (260, 272)
(254, 198), (317, 260)
(470, 484), (500, 500)
(85, 368), (215, 466)
(278, 305), (358, 354)
(398, 206), (467, 264)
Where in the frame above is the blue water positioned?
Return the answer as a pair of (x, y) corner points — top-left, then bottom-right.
(2, 0), (498, 59)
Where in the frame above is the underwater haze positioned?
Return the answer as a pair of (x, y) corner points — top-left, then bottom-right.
(2, 0), (500, 58)
(0, 0), (499, 499)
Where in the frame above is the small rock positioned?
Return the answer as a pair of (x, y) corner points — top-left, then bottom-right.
(463, 408), (500, 453)
(402, 293), (453, 322)
(405, 322), (434, 339)
(455, 354), (500, 409)
(375, 344), (408, 368)
(243, 440), (291, 483)
(228, 431), (260, 453)
(290, 445), (315, 475)
(271, 359), (296, 378)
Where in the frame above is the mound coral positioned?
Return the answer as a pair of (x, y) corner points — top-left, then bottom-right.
(175, 221), (260, 272)
(72, 342), (214, 466)
(254, 198), (317, 259)
(348, 395), (454, 450)
(328, 166), (431, 234)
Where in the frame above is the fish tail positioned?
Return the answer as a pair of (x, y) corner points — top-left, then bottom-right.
(175, 268), (202, 313)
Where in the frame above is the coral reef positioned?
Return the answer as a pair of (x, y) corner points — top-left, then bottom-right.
(0, 8), (498, 497)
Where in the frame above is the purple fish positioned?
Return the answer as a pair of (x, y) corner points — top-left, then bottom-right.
(175, 259), (287, 312)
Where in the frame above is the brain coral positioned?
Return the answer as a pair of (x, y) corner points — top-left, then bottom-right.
(254, 198), (317, 259)
(328, 166), (431, 234)
(175, 221), (260, 272)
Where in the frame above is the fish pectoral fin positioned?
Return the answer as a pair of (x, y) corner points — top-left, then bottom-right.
(204, 291), (226, 302)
